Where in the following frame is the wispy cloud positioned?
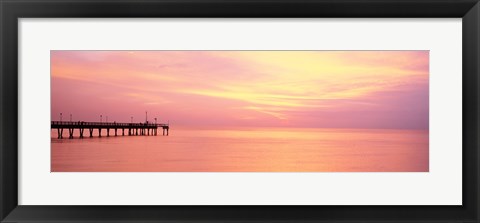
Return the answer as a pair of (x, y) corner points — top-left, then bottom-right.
(51, 51), (428, 129)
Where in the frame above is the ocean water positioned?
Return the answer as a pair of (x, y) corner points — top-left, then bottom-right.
(51, 127), (429, 172)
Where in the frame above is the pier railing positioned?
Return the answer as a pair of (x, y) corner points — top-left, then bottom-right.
(51, 121), (168, 128)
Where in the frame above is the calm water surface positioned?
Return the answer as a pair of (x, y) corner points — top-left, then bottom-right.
(51, 127), (429, 172)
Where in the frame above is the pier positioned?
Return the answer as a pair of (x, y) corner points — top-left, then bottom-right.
(51, 121), (169, 139)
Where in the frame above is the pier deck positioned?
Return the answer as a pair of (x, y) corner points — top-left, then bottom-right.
(51, 121), (169, 139)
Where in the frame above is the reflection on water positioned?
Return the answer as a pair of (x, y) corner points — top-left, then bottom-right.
(51, 127), (429, 172)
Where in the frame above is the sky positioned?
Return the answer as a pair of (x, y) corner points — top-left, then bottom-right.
(51, 51), (429, 129)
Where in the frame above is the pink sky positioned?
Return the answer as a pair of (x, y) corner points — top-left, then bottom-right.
(51, 51), (429, 129)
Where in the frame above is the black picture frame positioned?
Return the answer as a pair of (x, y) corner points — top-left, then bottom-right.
(1, 0), (479, 222)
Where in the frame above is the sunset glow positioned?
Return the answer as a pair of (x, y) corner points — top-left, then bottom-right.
(51, 51), (429, 129)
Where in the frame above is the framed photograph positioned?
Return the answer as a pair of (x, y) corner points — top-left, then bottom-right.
(1, 0), (479, 222)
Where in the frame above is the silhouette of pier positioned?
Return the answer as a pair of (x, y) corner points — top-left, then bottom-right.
(51, 121), (169, 139)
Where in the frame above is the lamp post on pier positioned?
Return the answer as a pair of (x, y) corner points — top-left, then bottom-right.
(70, 114), (72, 122)
(100, 115), (102, 122)
(60, 113), (62, 121)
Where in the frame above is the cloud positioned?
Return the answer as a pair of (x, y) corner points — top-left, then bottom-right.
(51, 51), (428, 129)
